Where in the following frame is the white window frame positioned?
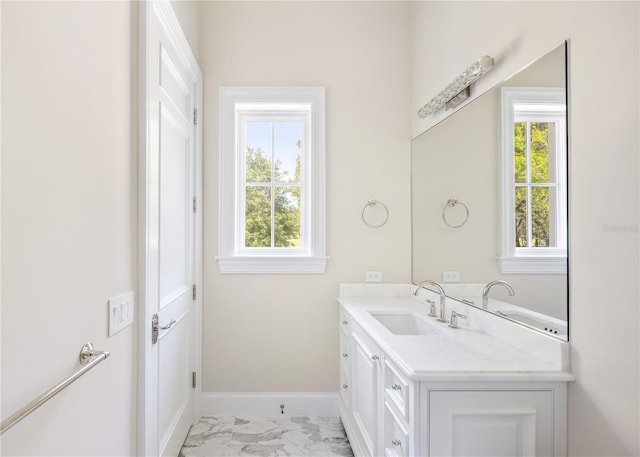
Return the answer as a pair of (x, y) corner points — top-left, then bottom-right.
(499, 87), (567, 274)
(218, 87), (326, 274)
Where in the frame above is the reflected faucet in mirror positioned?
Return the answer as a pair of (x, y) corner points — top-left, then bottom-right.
(413, 280), (449, 323)
(482, 280), (515, 309)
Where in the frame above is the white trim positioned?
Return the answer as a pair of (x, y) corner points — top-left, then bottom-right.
(219, 87), (326, 274)
(201, 392), (339, 417)
(499, 87), (567, 275)
(497, 256), (567, 274)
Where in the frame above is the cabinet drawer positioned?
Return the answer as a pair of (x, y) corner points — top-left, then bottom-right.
(384, 399), (409, 457)
(339, 308), (350, 339)
(384, 359), (410, 421)
(340, 336), (350, 373)
(339, 367), (351, 409)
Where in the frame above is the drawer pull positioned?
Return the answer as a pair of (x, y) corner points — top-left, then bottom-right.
(392, 439), (402, 446)
(392, 383), (402, 391)
(342, 384), (348, 389)
(371, 355), (380, 361)
(342, 353), (348, 358)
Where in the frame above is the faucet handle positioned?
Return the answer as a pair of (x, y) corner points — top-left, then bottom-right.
(426, 299), (437, 317)
(448, 310), (467, 329)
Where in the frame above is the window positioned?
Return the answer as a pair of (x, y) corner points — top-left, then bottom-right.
(218, 87), (326, 273)
(499, 87), (567, 274)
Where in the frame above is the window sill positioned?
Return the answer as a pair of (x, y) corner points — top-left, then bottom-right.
(498, 256), (567, 275)
(217, 256), (328, 274)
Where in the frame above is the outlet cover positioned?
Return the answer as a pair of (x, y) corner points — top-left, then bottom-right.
(365, 271), (383, 282)
(108, 291), (134, 336)
(442, 271), (461, 282)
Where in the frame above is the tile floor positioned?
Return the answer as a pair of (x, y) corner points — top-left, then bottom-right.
(180, 416), (354, 457)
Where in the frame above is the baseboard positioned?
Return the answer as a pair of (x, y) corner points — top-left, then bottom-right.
(201, 392), (340, 417)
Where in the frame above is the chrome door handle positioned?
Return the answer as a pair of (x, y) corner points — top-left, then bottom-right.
(160, 319), (176, 330)
(152, 314), (177, 344)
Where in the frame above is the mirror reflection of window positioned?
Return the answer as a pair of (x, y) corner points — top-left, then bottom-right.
(500, 87), (567, 273)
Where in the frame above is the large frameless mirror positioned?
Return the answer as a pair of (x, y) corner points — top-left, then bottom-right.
(411, 42), (569, 341)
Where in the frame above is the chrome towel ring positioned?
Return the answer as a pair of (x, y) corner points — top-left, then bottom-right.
(362, 199), (389, 228)
(442, 198), (469, 228)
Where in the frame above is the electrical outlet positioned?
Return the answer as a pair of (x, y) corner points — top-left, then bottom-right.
(108, 291), (134, 336)
(365, 271), (383, 282)
(442, 271), (461, 283)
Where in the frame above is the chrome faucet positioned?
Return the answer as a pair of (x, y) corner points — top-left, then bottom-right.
(413, 280), (448, 323)
(481, 280), (515, 309)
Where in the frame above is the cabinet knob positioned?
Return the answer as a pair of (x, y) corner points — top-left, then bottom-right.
(342, 320), (348, 325)
(392, 383), (402, 391)
(392, 439), (402, 446)
(342, 353), (348, 358)
(342, 384), (348, 389)
(371, 355), (380, 361)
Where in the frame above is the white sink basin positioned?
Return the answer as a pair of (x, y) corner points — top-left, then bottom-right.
(369, 312), (441, 336)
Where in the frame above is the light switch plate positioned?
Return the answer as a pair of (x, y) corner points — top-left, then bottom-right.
(108, 291), (134, 336)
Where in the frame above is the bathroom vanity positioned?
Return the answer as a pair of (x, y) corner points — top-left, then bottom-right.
(338, 284), (573, 457)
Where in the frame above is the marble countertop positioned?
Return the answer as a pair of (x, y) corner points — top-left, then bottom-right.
(338, 285), (573, 382)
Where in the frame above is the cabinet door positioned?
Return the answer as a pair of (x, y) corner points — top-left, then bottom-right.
(351, 331), (381, 456)
(428, 390), (553, 457)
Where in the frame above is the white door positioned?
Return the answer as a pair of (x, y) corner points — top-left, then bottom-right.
(139, 2), (203, 456)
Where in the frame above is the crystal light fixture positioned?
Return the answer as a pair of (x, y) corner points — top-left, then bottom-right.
(417, 55), (494, 119)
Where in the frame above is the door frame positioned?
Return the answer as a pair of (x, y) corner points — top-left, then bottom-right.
(137, 1), (203, 455)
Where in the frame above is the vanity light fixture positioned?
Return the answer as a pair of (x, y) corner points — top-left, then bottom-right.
(417, 55), (494, 118)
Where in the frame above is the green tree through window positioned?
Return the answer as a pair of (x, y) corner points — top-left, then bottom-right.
(244, 144), (301, 248)
(514, 122), (553, 248)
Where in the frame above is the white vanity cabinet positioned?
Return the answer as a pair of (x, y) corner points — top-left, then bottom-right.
(338, 302), (570, 457)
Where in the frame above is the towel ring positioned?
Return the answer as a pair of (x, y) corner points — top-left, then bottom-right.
(442, 198), (469, 228)
(362, 199), (389, 228)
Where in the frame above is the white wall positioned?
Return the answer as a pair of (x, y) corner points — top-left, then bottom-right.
(199, 1), (412, 393)
(1, 2), (137, 455)
(411, 2), (639, 455)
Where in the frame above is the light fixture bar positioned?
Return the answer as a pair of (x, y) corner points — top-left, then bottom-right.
(417, 55), (494, 119)
(445, 86), (471, 111)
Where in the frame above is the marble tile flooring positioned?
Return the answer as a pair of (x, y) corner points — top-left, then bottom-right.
(180, 416), (354, 457)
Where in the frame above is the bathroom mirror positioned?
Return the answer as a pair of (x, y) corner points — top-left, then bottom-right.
(411, 42), (568, 340)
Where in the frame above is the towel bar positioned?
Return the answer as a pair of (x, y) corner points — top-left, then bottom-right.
(0, 342), (110, 434)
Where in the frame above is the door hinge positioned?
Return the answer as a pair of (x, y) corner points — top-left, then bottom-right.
(192, 371), (197, 389)
(192, 196), (197, 213)
(193, 108), (198, 125)
(192, 284), (197, 300)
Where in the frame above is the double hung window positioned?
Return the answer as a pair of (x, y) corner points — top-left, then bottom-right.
(218, 87), (326, 273)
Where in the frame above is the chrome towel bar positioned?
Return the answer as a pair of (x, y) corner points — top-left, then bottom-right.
(0, 342), (110, 434)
